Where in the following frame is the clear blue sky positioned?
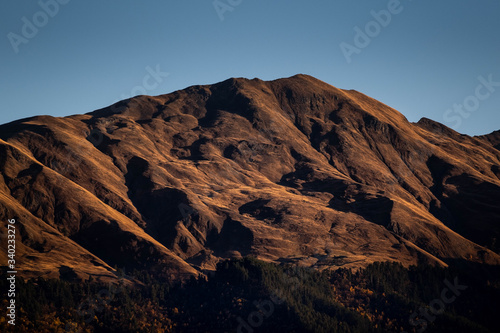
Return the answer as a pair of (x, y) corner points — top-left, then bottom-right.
(1, 0), (499, 135)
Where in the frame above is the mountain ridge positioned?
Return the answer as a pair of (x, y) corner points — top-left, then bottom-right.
(1, 74), (499, 282)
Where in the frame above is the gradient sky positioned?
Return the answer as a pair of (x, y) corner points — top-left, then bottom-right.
(1, 0), (499, 135)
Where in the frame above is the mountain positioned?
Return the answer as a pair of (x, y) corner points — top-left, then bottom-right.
(1, 74), (499, 282)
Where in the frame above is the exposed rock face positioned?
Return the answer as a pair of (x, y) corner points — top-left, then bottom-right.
(1, 74), (499, 281)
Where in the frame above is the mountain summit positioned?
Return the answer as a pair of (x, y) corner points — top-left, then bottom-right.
(1, 74), (499, 282)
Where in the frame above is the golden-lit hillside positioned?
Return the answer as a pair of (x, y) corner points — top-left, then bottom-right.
(1, 74), (499, 282)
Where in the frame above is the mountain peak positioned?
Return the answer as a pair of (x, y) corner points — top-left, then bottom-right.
(1, 75), (499, 283)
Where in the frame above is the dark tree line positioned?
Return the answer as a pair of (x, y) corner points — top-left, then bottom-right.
(1, 258), (498, 332)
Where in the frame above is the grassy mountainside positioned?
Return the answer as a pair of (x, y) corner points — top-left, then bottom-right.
(1, 75), (499, 283)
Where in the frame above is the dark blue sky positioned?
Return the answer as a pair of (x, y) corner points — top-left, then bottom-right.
(1, 0), (499, 135)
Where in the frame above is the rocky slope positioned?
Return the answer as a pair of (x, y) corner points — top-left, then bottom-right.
(1, 74), (499, 282)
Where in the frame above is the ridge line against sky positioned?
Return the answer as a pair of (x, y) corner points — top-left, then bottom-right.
(1, 0), (499, 135)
